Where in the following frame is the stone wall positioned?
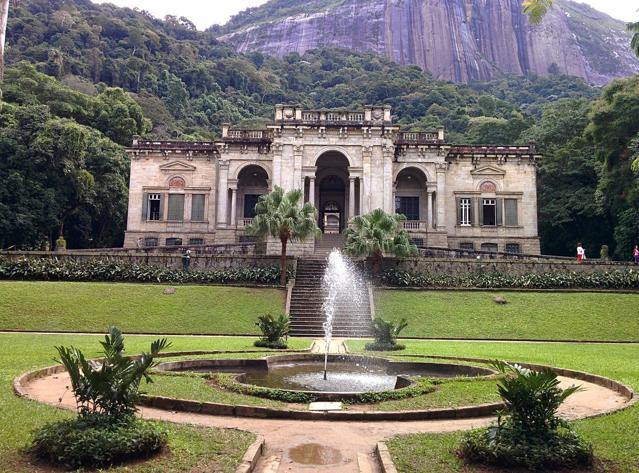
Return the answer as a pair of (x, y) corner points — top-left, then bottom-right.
(0, 251), (293, 272)
(382, 257), (637, 276)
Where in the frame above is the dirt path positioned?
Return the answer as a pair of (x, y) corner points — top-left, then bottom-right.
(21, 370), (628, 473)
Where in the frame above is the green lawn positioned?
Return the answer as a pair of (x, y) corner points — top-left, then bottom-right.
(348, 340), (639, 473)
(0, 334), (310, 472)
(375, 289), (639, 341)
(0, 281), (285, 334)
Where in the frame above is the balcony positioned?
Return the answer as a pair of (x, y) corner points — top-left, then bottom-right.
(223, 129), (273, 144)
(402, 221), (430, 232)
(237, 218), (254, 228)
(395, 132), (442, 145)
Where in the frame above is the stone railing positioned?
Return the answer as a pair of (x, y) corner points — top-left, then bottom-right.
(237, 218), (254, 228)
(225, 129), (273, 142)
(129, 139), (218, 152)
(402, 221), (430, 231)
(395, 132), (441, 144)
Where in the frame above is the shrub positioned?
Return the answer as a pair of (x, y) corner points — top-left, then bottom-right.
(31, 415), (167, 469)
(365, 317), (408, 351)
(381, 268), (639, 289)
(458, 361), (593, 470)
(0, 257), (286, 285)
(56, 326), (170, 418)
(254, 314), (289, 349)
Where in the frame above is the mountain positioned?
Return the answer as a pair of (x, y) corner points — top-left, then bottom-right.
(218, 0), (639, 85)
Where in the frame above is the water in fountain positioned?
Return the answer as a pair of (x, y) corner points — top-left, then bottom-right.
(321, 249), (366, 379)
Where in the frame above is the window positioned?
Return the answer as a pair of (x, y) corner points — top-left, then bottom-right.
(482, 199), (496, 226)
(166, 238), (183, 246)
(411, 238), (424, 247)
(167, 194), (185, 221)
(146, 194), (161, 221)
(506, 243), (521, 254)
(191, 194), (205, 221)
(244, 194), (261, 219)
(459, 198), (472, 226)
(189, 238), (204, 246)
(395, 196), (420, 221)
(504, 199), (518, 226)
(459, 242), (474, 251)
(143, 237), (158, 247)
(481, 243), (498, 253)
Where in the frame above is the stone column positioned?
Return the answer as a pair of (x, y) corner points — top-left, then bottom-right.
(435, 164), (447, 230)
(348, 177), (356, 221)
(426, 191), (433, 229)
(230, 187), (237, 227)
(309, 177), (316, 208)
(216, 161), (229, 226)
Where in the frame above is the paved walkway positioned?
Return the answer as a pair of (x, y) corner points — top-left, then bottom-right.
(21, 366), (629, 473)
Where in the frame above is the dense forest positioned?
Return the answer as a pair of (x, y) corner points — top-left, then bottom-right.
(0, 0), (637, 259)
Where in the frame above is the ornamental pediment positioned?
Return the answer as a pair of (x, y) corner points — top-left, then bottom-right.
(470, 165), (505, 177)
(159, 161), (197, 172)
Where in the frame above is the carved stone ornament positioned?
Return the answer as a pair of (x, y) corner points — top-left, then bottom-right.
(480, 181), (497, 193)
(169, 176), (186, 188)
(372, 110), (383, 120)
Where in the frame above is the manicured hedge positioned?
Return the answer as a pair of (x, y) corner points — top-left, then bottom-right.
(0, 257), (284, 285)
(381, 269), (639, 290)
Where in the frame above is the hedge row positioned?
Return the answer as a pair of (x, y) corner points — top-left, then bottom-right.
(0, 257), (284, 285)
(381, 268), (639, 290)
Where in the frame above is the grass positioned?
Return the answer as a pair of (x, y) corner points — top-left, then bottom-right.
(0, 281), (285, 334)
(375, 289), (639, 341)
(347, 340), (639, 473)
(0, 334), (310, 472)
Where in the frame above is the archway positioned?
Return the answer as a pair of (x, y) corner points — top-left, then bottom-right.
(395, 167), (428, 221)
(315, 151), (350, 233)
(237, 165), (269, 225)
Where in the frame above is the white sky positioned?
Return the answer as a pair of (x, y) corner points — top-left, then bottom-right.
(92, 0), (639, 30)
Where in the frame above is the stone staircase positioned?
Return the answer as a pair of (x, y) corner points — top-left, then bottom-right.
(288, 257), (372, 338)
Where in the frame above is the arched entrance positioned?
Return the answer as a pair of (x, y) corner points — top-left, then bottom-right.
(314, 151), (350, 233)
(236, 165), (269, 225)
(395, 167), (428, 222)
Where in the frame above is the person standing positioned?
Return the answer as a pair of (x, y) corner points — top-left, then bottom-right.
(633, 245), (639, 264)
(576, 243), (586, 263)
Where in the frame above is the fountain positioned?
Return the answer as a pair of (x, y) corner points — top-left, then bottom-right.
(321, 249), (366, 380)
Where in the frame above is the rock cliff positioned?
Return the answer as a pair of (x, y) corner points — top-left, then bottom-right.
(218, 0), (639, 85)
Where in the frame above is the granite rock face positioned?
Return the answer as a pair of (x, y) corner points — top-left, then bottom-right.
(219, 0), (639, 85)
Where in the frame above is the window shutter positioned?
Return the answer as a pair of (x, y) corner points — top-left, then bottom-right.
(456, 197), (461, 225)
(496, 198), (504, 226)
(142, 193), (148, 220)
(159, 194), (165, 221)
(479, 199), (484, 226)
(469, 198), (475, 226)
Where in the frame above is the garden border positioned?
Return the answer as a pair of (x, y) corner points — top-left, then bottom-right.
(235, 435), (265, 473)
(14, 353), (637, 422)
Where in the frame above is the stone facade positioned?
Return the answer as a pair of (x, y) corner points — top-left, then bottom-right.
(124, 105), (541, 255)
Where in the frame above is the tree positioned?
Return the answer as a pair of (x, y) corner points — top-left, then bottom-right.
(522, 0), (554, 24)
(246, 186), (319, 286)
(344, 209), (417, 275)
(628, 21), (639, 58)
(0, 0), (9, 82)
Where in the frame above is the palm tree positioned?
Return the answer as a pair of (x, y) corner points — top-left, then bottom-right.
(628, 21), (639, 58)
(344, 208), (417, 275)
(0, 0), (10, 82)
(522, 0), (554, 24)
(246, 186), (319, 286)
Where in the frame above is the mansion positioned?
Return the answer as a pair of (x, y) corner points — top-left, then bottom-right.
(124, 105), (541, 255)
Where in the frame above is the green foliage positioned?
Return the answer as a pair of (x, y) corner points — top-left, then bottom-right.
(345, 209), (417, 274)
(30, 415), (167, 469)
(459, 361), (592, 470)
(366, 317), (408, 351)
(381, 268), (639, 289)
(56, 326), (170, 418)
(247, 186), (319, 285)
(254, 313), (289, 348)
(0, 257), (285, 285)
(627, 21), (639, 58)
(522, 0), (554, 25)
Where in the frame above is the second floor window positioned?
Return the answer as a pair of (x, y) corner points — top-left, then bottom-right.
(147, 194), (161, 221)
(395, 196), (420, 221)
(191, 194), (205, 221)
(459, 198), (472, 226)
(482, 199), (497, 226)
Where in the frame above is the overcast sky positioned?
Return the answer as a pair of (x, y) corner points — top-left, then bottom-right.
(92, 0), (639, 30)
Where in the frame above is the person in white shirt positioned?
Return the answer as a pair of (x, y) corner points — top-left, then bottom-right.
(576, 243), (586, 263)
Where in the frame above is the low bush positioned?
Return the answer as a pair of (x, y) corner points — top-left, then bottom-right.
(254, 314), (289, 349)
(0, 257), (285, 285)
(382, 268), (639, 289)
(31, 415), (167, 470)
(458, 361), (593, 470)
(365, 317), (408, 351)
